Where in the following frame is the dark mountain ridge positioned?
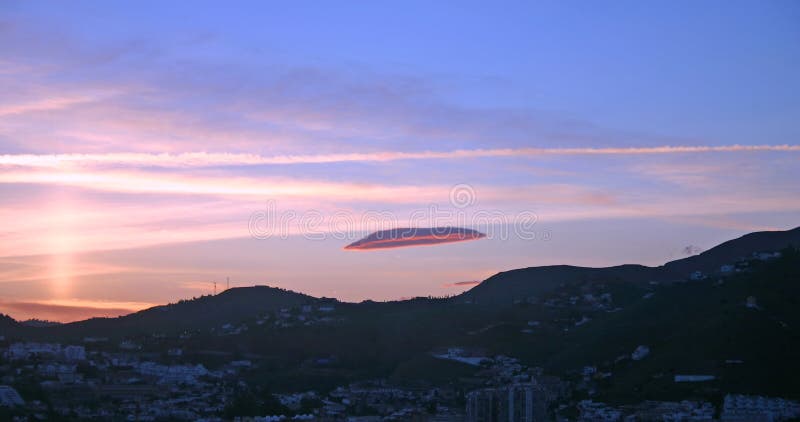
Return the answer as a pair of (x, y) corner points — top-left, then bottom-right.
(456, 226), (800, 305)
(661, 226), (800, 275)
(12, 285), (318, 339)
(2, 226), (798, 335)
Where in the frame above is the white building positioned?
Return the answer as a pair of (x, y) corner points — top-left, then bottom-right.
(755, 251), (781, 261)
(578, 400), (622, 421)
(722, 394), (800, 421)
(575, 316), (591, 326)
(119, 340), (140, 350)
(432, 348), (487, 366)
(38, 363), (76, 377)
(631, 345), (650, 361)
(138, 362), (209, 384)
(6, 342), (62, 360)
(63, 345), (86, 361)
(0, 385), (24, 407)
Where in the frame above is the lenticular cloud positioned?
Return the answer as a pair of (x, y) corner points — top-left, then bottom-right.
(344, 227), (486, 250)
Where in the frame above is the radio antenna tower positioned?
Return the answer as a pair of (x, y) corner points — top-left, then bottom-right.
(227, 276), (230, 291)
(213, 281), (217, 295)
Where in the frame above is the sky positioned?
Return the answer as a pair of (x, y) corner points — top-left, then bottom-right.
(1, 1), (799, 322)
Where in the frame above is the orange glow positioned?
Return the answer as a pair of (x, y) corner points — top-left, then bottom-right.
(47, 193), (81, 298)
(0, 298), (156, 323)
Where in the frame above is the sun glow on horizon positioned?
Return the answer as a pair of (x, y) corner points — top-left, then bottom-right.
(46, 193), (81, 298)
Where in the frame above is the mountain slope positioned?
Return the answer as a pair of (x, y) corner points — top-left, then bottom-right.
(457, 264), (665, 305)
(47, 286), (318, 338)
(0, 313), (21, 335)
(661, 226), (800, 275)
(544, 248), (800, 403)
(457, 226), (800, 306)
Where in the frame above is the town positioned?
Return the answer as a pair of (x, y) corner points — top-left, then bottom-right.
(1, 336), (798, 421)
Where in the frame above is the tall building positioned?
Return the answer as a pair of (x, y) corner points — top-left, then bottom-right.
(466, 383), (545, 422)
(467, 388), (500, 422)
(504, 384), (536, 421)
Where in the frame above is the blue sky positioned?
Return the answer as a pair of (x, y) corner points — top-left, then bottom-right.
(0, 1), (799, 321)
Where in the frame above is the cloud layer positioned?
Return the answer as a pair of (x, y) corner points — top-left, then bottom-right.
(2, 144), (798, 168)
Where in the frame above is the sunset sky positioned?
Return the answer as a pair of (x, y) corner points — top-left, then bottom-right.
(1, 1), (799, 322)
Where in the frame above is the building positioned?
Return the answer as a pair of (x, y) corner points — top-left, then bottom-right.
(466, 383), (545, 422)
(623, 400), (714, 421)
(577, 400), (621, 421)
(466, 388), (500, 422)
(64, 345), (86, 361)
(754, 251), (781, 261)
(721, 394), (800, 422)
(137, 362), (209, 384)
(631, 345), (650, 361)
(6, 342), (62, 360)
(0, 385), (24, 407)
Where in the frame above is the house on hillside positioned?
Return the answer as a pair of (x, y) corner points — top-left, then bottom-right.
(689, 271), (705, 281)
(722, 394), (800, 421)
(754, 251), (781, 261)
(631, 345), (650, 361)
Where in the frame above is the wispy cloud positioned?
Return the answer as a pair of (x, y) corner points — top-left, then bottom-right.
(2, 145), (798, 168)
(0, 168), (618, 206)
(0, 94), (104, 117)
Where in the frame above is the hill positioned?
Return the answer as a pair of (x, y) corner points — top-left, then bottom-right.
(544, 247), (800, 403)
(661, 226), (800, 275)
(457, 264), (665, 306)
(456, 226), (800, 306)
(0, 313), (20, 332)
(37, 285), (318, 339)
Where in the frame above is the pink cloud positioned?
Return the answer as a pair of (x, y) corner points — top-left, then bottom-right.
(344, 227), (486, 250)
